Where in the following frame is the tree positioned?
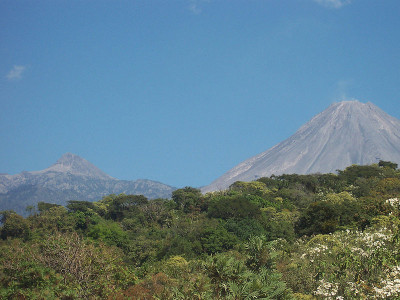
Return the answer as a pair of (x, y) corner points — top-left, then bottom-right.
(87, 220), (128, 248)
(208, 194), (261, 220)
(378, 160), (398, 170)
(295, 196), (363, 236)
(172, 187), (203, 213)
(66, 200), (95, 213)
(201, 225), (238, 254)
(0, 211), (30, 240)
(106, 194), (148, 221)
(338, 164), (383, 184)
(229, 181), (271, 198)
(37, 202), (61, 213)
(0, 232), (135, 299)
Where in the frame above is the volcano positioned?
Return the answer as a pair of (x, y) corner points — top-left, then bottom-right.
(203, 100), (400, 192)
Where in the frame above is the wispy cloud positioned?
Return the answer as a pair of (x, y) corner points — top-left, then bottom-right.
(336, 79), (354, 100)
(6, 65), (27, 80)
(189, 1), (202, 14)
(313, 0), (352, 9)
(188, 0), (209, 15)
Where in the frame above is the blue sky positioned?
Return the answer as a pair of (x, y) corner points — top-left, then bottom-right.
(1, 0), (399, 188)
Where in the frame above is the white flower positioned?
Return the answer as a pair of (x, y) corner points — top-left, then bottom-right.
(314, 279), (339, 298)
(386, 198), (400, 206)
(373, 265), (400, 298)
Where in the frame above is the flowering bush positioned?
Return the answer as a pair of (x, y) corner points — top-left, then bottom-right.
(281, 223), (400, 298)
(373, 265), (400, 298)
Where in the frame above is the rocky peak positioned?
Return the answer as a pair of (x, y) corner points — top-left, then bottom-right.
(42, 153), (113, 179)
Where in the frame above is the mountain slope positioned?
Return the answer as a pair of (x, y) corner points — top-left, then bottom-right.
(36, 152), (114, 179)
(0, 153), (176, 215)
(203, 100), (400, 192)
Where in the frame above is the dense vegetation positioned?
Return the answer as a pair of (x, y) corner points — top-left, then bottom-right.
(1, 161), (400, 299)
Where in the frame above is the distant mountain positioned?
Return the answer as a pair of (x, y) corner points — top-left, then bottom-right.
(0, 153), (176, 215)
(38, 152), (113, 180)
(203, 100), (400, 192)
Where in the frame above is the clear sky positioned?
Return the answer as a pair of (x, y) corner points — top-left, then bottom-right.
(1, 0), (399, 188)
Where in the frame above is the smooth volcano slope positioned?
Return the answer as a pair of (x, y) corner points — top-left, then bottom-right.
(203, 100), (400, 192)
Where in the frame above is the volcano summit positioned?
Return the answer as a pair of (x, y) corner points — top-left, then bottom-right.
(203, 100), (400, 192)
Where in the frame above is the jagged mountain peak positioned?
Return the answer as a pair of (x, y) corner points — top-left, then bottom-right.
(202, 100), (400, 192)
(56, 152), (84, 164)
(0, 153), (176, 215)
(40, 153), (113, 179)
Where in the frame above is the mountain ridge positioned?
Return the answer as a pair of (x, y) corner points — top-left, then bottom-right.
(33, 152), (114, 180)
(202, 100), (400, 192)
(0, 153), (176, 215)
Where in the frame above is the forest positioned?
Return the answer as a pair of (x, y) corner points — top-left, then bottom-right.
(1, 161), (400, 299)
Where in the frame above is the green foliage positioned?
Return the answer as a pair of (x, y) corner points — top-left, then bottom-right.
(0, 232), (135, 299)
(379, 160), (398, 170)
(338, 164), (384, 184)
(93, 193), (148, 221)
(244, 235), (276, 270)
(224, 217), (266, 240)
(375, 177), (400, 197)
(106, 194), (148, 221)
(2, 161), (400, 298)
(208, 194), (261, 220)
(295, 197), (363, 236)
(172, 186), (204, 213)
(0, 239), (65, 299)
(37, 201), (61, 213)
(281, 224), (400, 298)
(204, 251), (291, 299)
(261, 208), (297, 242)
(230, 180), (271, 197)
(137, 198), (172, 227)
(66, 200), (95, 213)
(201, 224), (238, 254)
(87, 219), (128, 248)
(0, 212), (30, 240)
(29, 205), (75, 235)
